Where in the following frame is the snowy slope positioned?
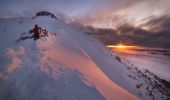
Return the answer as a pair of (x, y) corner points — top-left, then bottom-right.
(0, 16), (139, 100)
(110, 48), (170, 100)
(113, 48), (170, 81)
(123, 52), (170, 81)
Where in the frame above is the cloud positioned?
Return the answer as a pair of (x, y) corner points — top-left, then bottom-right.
(138, 15), (170, 32)
(82, 14), (170, 49)
(113, 15), (170, 48)
(81, 0), (170, 29)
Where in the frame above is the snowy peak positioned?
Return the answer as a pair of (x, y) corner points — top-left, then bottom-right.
(0, 16), (139, 100)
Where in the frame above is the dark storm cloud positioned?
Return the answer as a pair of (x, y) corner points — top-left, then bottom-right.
(139, 15), (170, 31)
(114, 15), (170, 49)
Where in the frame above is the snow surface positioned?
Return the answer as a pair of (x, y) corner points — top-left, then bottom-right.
(0, 16), (139, 100)
(116, 48), (170, 81)
(111, 48), (170, 99)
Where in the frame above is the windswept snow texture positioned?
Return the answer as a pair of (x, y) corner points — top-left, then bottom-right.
(111, 48), (170, 99)
(0, 17), (138, 100)
(117, 48), (170, 81)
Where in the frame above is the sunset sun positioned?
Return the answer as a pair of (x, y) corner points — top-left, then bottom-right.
(106, 43), (137, 49)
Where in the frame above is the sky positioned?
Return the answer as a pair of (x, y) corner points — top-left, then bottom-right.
(0, 0), (170, 48)
(0, 0), (169, 27)
(0, 0), (123, 18)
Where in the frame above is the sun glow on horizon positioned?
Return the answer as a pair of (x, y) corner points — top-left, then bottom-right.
(106, 43), (138, 49)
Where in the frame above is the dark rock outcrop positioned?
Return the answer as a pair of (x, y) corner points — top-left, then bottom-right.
(35, 11), (57, 19)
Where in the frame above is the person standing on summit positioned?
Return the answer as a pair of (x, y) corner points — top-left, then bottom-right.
(17, 24), (50, 42)
(30, 24), (41, 41)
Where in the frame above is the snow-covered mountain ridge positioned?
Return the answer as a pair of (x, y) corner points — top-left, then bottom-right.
(0, 16), (139, 100)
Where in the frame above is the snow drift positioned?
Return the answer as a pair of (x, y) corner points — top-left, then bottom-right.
(0, 15), (139, 100)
